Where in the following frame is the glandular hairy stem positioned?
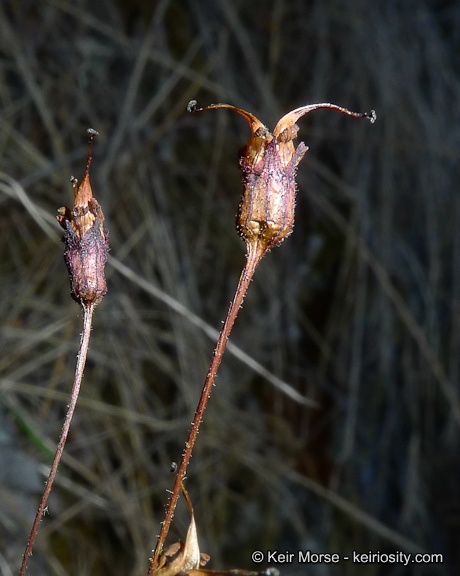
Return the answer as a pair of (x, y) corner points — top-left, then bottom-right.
(19, 304), (95, 576)
(149, 241), (266, 573)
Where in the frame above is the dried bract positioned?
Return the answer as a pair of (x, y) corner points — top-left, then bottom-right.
(151, 481), (209, 576)
(150, 479), (279, 576)
(57, 129), (109, 307)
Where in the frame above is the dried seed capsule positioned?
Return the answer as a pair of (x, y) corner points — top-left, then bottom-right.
(57, 130), (109, 307)
(237, 129), (307, 251)
(188, 101), (375, 257)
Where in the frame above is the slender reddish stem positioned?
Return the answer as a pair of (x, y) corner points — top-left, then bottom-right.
(148, 242), (266, 573)
(19, 304), (95, 576)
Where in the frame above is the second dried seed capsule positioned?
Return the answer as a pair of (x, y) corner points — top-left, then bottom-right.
(57, 130), (109, 308)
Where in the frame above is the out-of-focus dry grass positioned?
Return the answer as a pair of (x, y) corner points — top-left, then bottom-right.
(1, 1), (459, 575)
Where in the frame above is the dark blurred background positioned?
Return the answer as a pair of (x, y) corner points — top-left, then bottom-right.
(1, 1), (459, 575)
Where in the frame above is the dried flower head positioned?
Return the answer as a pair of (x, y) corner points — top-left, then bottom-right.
(188, 101), (375, 260)
(57, 129), (109, 307)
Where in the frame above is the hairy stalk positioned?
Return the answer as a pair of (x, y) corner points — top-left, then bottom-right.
(148, 100), (374, 574)
(148, 242), (266, 573)
(19, 304), (94, 576)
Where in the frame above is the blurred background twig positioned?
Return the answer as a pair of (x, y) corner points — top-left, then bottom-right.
(0, 1), (459, 575)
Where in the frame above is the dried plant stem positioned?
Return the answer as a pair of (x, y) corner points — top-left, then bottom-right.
(148, 242), (266, 573)
(19, 304), (95, 576)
